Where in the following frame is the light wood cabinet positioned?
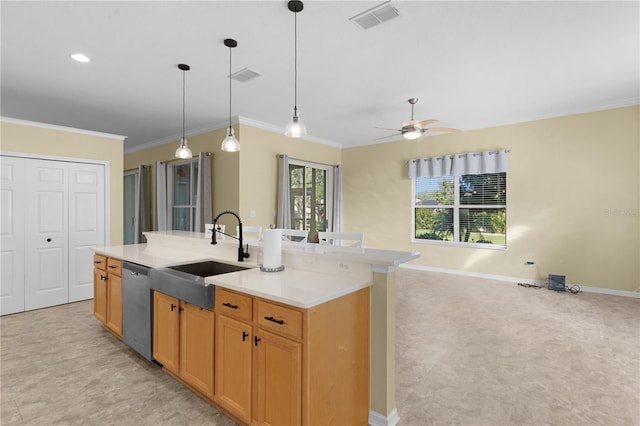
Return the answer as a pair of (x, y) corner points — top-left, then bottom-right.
(153, 291), (215, 399)
(214, 314), (253, 424)
(254, 329), (302, 426)
(93, 254), (122, 338)
(153, 291), (180, 374)
(180, 302), (215, 398)
(92, 255), (107, 323)
(214, 286), (370, 426)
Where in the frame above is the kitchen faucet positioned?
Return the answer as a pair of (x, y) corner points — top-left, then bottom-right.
(211, 210), (250, 262)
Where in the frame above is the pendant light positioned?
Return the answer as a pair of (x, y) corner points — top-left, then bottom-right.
(175, 63), (193, 159)
(221, 38), (241, 152)
(284, 0), (307, 138)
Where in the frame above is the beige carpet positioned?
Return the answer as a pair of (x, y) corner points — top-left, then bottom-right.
(395, 268), (640, 425)
(1, 269), (638, 425)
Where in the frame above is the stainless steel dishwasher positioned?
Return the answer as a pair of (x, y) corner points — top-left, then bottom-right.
(122, 261), (153, 361)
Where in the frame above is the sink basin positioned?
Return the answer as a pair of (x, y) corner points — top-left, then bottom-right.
(168, 260), (249, 277)
(150, 261), (250, 309)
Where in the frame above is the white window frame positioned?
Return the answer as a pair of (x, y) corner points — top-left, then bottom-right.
(411, 173), (506, 250)
(288, 159), (333, 233)
(167, 158), (198, 231)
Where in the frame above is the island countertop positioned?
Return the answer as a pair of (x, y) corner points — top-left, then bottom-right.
(205, 267), (371, 309)
(94, 231), (418, 308)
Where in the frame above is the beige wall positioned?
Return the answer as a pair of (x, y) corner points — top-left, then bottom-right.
(237, 125), (342, 228)
(0, 120), (124, 245)
(124, 126), (239, 231)
(342, 106), (640, 292)
(123, 124), (341, 232)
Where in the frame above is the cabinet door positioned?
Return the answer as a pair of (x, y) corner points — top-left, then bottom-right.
(153, 292), (180, 374)
(179, 303), (214, 398)
(254, 329), (302, 426)
(215, 314), (252, 424)
(93, 268), (107, 323)
(105, 273), (122, 337)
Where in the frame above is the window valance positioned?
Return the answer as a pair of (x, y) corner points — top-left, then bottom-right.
(408, 149), (510, 179)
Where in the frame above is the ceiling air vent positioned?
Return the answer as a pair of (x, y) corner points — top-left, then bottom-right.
(349, 1), (400, 30)
(230, 67), (261, 82)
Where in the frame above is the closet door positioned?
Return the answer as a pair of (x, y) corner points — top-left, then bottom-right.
(68, 163), (105, 302)
(0, 157), (26, 315)
(24, 160), (69, 311)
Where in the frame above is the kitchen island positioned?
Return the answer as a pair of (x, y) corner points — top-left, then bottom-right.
(94, 231), (418, 426)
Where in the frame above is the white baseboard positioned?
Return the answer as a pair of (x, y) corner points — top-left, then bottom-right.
(400, 264), (640, 299)
(369, 408), (400, 426)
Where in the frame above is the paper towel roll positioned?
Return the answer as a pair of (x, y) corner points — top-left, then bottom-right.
(262, 229), (282, 269)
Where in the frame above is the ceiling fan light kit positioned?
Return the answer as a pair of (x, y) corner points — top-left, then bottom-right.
(221, 38), (241, 152)
(376, 97), (460, 141)
(284, 0), (307, 138)
(175, 63), (193, 159)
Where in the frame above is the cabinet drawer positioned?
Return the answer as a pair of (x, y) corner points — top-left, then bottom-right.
(93, 254), (107, 271)
(256, 300), (302, 340)
(106, 258), (122, 277)
(216, 288), (252, 322)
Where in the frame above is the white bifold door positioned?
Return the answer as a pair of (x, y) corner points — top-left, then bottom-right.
(1, 156), (106, 315)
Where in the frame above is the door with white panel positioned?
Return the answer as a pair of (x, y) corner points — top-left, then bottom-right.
(0, 155), (106, 314)
(24, 160), (69, 311)
(68, 163), (105, 302)
(0, 156), (26, 315)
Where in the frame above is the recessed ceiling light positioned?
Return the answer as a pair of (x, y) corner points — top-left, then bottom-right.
(71, 53), (90, 63)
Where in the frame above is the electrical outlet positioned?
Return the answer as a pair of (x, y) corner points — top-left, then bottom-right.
(338, 263), (350, 273)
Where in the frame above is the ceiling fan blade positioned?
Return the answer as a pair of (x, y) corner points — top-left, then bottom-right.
(416, 119), (439, 127)
(374, 133), (402, 141)
(426, 127), (461, 133)
(375, 126), (402, 131)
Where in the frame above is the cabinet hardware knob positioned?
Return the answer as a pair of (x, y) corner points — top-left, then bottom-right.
(46, 238), (52, 242)
(178, 306), (184, 313)
(171, 303), (176, 311)
(108, 265), (117, 269)
(264, 316), (285, 325)
(94, 261), (102, 264)
(222, 302), (239, 309)
(242, 331), (249, 342)
(254, 336), (261, 346)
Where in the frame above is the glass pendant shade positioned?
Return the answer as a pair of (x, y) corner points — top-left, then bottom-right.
(222, 38), (239, 152)
(175, 137), (193, 159)
(175, 64), (192, 159)
(221, 126), (240, 152)
(285, 114), (307, 138)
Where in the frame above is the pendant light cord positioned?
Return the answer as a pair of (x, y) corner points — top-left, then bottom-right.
(294, 10), (298, 115)
(182, 68), (186, 141)
(229, 45), (232, 129)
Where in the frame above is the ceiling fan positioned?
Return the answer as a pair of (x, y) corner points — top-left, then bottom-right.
(376, 98), (460, 140)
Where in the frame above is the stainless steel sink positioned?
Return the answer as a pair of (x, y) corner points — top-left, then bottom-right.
(149, 261), (250, 309)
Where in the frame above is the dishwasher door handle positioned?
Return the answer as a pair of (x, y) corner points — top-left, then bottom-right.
(130, 271), (139, 276)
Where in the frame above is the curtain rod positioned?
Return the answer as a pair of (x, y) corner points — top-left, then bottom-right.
(277, 153), (337, 168)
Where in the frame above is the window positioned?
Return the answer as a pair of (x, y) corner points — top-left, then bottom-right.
(167, 159), (198, 231)
(289, 160), (333, 235)
(413, 172), (506, 247)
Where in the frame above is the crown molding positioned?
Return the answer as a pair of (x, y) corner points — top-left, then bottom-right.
(125, 115), (343, 154)
(1, 116), (126, 141)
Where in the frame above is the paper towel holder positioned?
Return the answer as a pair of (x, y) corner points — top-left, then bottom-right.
(260, 265), (285, 273)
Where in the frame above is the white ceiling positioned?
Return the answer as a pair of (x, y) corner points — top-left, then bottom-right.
(1, 1), (638, 152)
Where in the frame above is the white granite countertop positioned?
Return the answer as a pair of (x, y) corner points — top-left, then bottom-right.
(95, 232), (418, 308)
(205, 268), (370, 309)
(93, 244), (225, 268)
